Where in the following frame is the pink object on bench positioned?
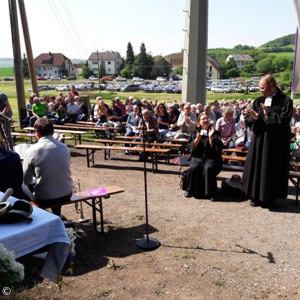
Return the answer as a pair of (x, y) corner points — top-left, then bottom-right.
(87, 187), (108, 197)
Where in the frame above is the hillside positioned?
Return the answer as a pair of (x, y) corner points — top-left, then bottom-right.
(260, 33), (295, 48)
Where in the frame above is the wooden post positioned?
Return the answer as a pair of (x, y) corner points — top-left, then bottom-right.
(8, 0), (26, 128)
(18, 0), (39, 96)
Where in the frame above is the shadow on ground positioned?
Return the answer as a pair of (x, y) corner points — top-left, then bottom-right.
(71, 222), (158, 276)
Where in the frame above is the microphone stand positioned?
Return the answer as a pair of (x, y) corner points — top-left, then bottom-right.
(136, 112), (160, 251)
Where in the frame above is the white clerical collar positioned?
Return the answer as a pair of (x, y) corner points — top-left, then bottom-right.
(265, 95), (273, 107)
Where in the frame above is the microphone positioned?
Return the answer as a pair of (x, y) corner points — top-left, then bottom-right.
(1, 188), (14, 203)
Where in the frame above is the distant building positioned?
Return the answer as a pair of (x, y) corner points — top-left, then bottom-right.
(207, 56), (220, 80)
(167, 53), (183, 68)
(88, 51), (123, 76)
(226, 54), (254, 70)
(73, 63), (83, 76)
(33, 52), (75, 78)
(167, 53), (220, 80)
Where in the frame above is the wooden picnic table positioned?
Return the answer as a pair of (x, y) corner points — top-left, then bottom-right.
(94, 139), (184, 153)
(74, 144), (170, 172)
(23, 127), (87, 145)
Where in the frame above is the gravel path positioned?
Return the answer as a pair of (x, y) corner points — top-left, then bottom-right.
(18, 149), (300, 299)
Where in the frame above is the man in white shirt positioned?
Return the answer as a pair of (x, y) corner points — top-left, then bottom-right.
(66, 97), (80, 123)
(23, 118), (73, 216)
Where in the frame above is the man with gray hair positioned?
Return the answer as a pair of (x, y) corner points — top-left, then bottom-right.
(23, 118), (73, 216)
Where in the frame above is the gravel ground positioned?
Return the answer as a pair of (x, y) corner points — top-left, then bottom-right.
(17, 149), (300, 300)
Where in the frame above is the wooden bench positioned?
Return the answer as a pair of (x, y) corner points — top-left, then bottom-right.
(32, 185), (124, 234)
(74, 144), (170, 172)
(94, 139), (184, 154)
(24, 127), (87, 145)
(11, 132), (36, 143)
(221, 154), (246, 162)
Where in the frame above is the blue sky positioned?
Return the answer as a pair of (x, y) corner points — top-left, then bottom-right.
(0, 0), (297, 59)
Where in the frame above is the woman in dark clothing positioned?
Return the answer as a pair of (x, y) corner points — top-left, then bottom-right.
(155, 103), (170, 138)
(241, 74), (293, 208)
(0, 148), (30, 200)
(181, 114), (223, 200)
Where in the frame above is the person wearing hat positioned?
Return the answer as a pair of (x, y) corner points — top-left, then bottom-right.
(0, 92), (13, 150)
(242, 74), (293, 208)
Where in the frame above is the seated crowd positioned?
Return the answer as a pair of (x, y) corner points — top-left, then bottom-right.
(3, 87), (300, 215)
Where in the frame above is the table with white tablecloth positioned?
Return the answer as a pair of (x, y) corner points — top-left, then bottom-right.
(0, 192), (71, 282)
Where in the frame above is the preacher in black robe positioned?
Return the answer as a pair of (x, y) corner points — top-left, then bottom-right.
(181, 115), (223, 199)
(241, 74), (293, 207)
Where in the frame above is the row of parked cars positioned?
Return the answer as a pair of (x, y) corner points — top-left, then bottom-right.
(106, 81), (182, 93)
(27, 80), (182, 94)
(207, 80), (260, 93)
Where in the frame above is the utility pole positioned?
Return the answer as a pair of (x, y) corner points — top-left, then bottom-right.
(182, 0), (208, 104)
(8, 0), (26, 127)
(97, 50), (101, 92)
(18, 0), (39, 97)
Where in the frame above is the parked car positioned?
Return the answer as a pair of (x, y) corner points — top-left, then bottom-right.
(36, 76), (47, 81)
(249, 86), (260, 92)
(55, 84), (70, 91)
(102, 76), (113, 81)
(89, 75), (97, 81)
(120, 84), (140, 92)
(211, 85), (232, 93)
(50, 76), (61, 80)
(67, 74), (77, 80)
(156, 76), (167, 82)
(132, 77), (144, 82)
(3, 77), (14, 81)
(116, 76), (127, 82)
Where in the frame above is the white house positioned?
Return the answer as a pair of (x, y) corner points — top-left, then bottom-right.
(88, 51), (123, 76)
(226, 54), (254, 70)
(33, 52), (75, 78)
(207, 56), (220, 80)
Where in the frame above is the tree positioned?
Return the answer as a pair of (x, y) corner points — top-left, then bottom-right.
(82, 61), (93, 79)
(120, 65), (131, 78)
(22, 53), (29, 78)
(174, 64), (183, 75)
(272, 56), (290, 73)
(134, 43), (154, 79)
(226, 68), (240, 78)
(256, 57), (274, 74)
(151, 56), (172, 78)
(98, 62), (105, 78)
(243, 62), (256, 74)
(125, 42), (135, 66)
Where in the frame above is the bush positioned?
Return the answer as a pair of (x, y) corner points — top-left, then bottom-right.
(0, 243), (24, 288)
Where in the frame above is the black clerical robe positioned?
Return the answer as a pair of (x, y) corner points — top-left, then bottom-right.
(242, 89), (293, 205)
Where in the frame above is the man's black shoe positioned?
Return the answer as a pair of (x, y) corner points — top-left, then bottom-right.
(184, 191), (191, 198)
(250, 199), (259, 207)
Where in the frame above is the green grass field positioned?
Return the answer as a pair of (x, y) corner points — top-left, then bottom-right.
(0, 67), (14, 77)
